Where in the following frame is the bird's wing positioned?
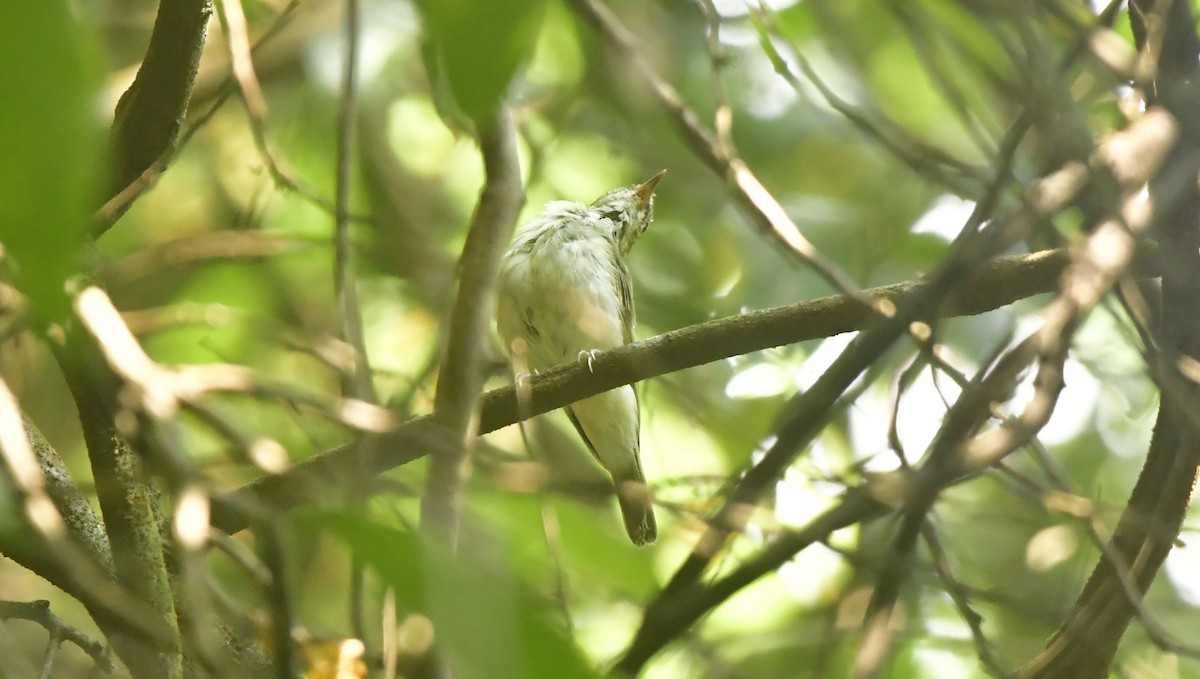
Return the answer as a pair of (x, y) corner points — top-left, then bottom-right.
(566, 391), (643, 479)
(614, 243), (635, 345)
(564, 405), (601, 464)
(610, 240), (641, 437)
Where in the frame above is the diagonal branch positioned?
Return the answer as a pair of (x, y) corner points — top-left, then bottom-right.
(0, 600), (113, 674)
(617, 106), (1176, 672)
(0, 380), (173, 675)
(211, 246), (1155, 535)
(101, 0), (211, 232)
(95, 1), (304, 229)
(567, 0), (873, 304)
(55, 296), (185, 679)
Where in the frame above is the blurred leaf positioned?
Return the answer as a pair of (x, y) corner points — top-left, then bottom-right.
(472, 490), (660, 597)
(306, 511), (603, 679)
(0, 2), (100, 324)
(417, 0), (548, 128)
(142, 263), (276, 364)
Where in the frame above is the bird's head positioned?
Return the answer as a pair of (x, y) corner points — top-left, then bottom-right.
(590, 170), (666, 255)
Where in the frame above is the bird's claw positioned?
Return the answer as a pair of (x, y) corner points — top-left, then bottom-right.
(577, 350), (600, 373)
(516, 370), (538, 388)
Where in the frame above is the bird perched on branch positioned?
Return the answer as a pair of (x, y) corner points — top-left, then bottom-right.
(496, 170), (666, 546)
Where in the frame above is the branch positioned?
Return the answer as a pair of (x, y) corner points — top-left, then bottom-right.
(748, 2), (985, 196)
(333, 0), (372, 402)
(0, 599), (113, 674)
(101, 0), (211, 232)
(567, 0), (871, 304)
(57, 296), (185, 679)
(618, 485), (889, 673)
(1017, 1), (1200, 674)
(95, 1), (303, 229)
(23, 419), (113, 572)
(852, 332), (1047, 679)
(922, 524), (1007, 677)
(0, 387), (173, 673)
(421, 108), (524, 544)
(211, 247), (1143, 534)
(616, 107), (1177, 672)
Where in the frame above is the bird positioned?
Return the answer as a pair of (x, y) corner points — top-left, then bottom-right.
(495, 170), (666, 546)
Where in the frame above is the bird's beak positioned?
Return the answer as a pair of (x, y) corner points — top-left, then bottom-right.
(634, 169), (667, 205)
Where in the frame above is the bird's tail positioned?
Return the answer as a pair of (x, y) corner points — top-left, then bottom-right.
(616, 477), (657, 547)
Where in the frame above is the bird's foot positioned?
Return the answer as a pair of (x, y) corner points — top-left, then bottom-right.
(577, 349), (600, 373)
(515, 369), (539, 388)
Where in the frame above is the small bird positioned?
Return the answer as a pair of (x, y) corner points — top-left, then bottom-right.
(495, 171), (666, 546)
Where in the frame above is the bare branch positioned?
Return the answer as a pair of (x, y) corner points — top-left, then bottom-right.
(211, 245), (1142, 534)
(1013, 0), (1200, 671)
(0, 599), (113, 674)
(421, 108), (524, 544)
(102, 0), (211, 232)
(95, 1), (302, 229)
(213, 0), (267, 120)
(0, 392), (173, 671)
(922, 523), (1007, 677)
(58, 289), (187, 678)
(568, 0), (875, 305)
(333, 0), (373, 404)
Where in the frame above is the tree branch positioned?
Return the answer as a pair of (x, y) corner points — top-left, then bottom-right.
(1017, 1), (1200, 675)
(333, 0), (372, 403)
(101, 0), (212, 232)
(567, 0), (871, 304)
(23, 419), (113, 572)
(420, 108), (524, 544)
(0, 599), (113, 674)
(56, 315), (183, 679)
(211, 246), (1151, 534)
(0, 390), (173, 675)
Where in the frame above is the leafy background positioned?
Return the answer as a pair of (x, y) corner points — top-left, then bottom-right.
(1, 0), (1198, 677)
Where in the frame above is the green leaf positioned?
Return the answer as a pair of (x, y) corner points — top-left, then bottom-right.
(0, 2), (100, 325)
(416, 0), (548, 128)
(305, 511), (604, 679)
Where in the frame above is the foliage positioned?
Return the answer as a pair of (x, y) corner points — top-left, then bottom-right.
(1, 0), (1200, 678)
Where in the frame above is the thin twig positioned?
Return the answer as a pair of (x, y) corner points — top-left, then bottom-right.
(95, 0), (310, 229)
(568, 0), (877, 306)
(214, 0), (268, 120)
(921, 523), (1008, 677)
(748, 2), (986, 196)
(334, 0), (373, 402)
(0, 600), (113, 674)
(332, 0), (377, 641)
(886, 2), (1000, 158)
(691, 0), (734, 154)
